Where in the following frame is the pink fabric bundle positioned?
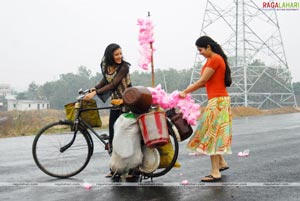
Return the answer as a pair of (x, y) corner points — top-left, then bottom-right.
(137, 18), (155, 70)
(148, 84), (201, 125)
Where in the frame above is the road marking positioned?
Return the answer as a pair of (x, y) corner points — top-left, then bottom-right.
(1, 182), (300, 187)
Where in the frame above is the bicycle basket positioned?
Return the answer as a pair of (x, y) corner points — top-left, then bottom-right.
(64, 99), (102, 127)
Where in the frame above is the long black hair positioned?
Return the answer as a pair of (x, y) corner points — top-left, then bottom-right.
(195, 36), (232, 87)
(101, 43), (130, 68)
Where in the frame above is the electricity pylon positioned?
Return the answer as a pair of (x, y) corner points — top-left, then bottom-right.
(190, 0), (297, 109)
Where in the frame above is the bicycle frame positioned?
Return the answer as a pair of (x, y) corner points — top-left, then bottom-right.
(63, 99), (118, 155)
(77, 105), (117, 142)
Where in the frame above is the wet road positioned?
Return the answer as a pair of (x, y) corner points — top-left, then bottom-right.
(1, 112), (300, 201)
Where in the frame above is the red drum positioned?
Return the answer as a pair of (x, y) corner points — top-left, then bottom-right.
(138, 111), (169, 148)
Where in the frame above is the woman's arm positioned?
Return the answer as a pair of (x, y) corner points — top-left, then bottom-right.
(83, 65), (129, 101)
(95, 65), (129, 94)
(95, 78), (106, 90)
(180, 67), (215, 97)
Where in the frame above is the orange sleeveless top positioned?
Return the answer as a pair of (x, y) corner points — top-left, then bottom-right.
(201, 54), (228, 100)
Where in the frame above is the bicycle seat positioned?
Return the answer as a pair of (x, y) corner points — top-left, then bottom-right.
(100, 134), (109, 140)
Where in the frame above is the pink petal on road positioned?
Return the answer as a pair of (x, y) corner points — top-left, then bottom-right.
(181, 180), (189, 185)
(83, 182), (92, 190)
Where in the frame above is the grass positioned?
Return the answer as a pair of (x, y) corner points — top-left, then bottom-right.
(0, 109), (109, 138)
(0, 106), (299, 138)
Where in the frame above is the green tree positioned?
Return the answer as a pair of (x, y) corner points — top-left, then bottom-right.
(78, 65), (92, 79)
(130, 68), (193, 92)
(38, 66), (104, 109)
(249, 59), (266, 66)
(27, 82), (40, 100)
(16, 92), (28, 100)
(23, 66), (193, 109)
(293, 82), (300, 95)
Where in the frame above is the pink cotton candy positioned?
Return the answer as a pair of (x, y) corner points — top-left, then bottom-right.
(147, 85), (201, 125)
(83, 182), (92, 190)
(181, 180), (189, 185)
(238, 149), (250, 157)
(149, 84), (168, 107)
(138, 44), (152, 70)
(137, 18), (155, 70)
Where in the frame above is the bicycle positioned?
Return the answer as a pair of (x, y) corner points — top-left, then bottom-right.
(32, 89), (179, 181)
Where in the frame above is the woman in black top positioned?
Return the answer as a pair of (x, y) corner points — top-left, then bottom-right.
(84, 43), (132, 156)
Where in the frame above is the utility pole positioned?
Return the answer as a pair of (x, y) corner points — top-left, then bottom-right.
(190, 0), (297, 109)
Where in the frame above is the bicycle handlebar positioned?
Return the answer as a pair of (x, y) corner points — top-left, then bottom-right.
(76, 88), (91, 101)
(75, 88), (121, 110)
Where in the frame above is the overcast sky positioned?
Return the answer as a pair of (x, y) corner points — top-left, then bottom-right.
(0, 0), (299, 91)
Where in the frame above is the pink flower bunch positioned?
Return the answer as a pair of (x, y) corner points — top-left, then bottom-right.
(137, 18), (155, 70)
(148, 84), (201, 125)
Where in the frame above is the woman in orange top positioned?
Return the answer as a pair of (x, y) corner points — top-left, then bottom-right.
(180, 36), (232, 182)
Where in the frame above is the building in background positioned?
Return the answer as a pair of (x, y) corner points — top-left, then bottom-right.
(1, 84), (50, 111)
(6, 98), (50, 111)
(0, 84), (12, 111)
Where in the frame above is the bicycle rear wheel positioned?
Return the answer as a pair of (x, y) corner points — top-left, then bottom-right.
(32, 120), (92, 178)
(143, 121), (179, 178)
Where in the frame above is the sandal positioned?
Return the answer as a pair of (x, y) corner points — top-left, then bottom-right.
(105, 172), (113, 178)
(105, 171), (121, 179)
(201, 175), (221, 182)
(219, 166), (230, 172)
(125, 174), (140, 182)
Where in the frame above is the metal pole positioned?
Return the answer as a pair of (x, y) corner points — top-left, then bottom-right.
(150, 42), (155, 87)
(235, 0), (238, 67)
(242, 0), (248, 106)
(148, 11), (155, 87)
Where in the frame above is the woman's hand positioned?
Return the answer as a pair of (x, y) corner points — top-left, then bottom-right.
(83, 91), (96, 101)
(89, 87), (96, 92)
(179, 91), (187, 98)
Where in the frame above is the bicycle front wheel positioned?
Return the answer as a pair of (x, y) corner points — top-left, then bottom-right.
(32, 120), (92, 178)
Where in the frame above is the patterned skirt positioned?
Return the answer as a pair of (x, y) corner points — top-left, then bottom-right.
(187, 96), (232, 155)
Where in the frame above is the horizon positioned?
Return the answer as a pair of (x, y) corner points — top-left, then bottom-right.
(1, 0), (299, 92)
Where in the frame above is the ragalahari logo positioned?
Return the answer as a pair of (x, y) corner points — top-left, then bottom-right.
(262, 1), (300, 10)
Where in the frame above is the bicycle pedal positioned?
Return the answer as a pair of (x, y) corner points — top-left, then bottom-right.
(105, 143), (113, 154)
(100, 134), (109, 140)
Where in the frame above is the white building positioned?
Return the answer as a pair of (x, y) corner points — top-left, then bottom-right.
(7, 99), (50, 111)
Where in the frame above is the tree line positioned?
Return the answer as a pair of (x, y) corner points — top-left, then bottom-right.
(2, 65), (300, 110)
(10, 66), (193, 109)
